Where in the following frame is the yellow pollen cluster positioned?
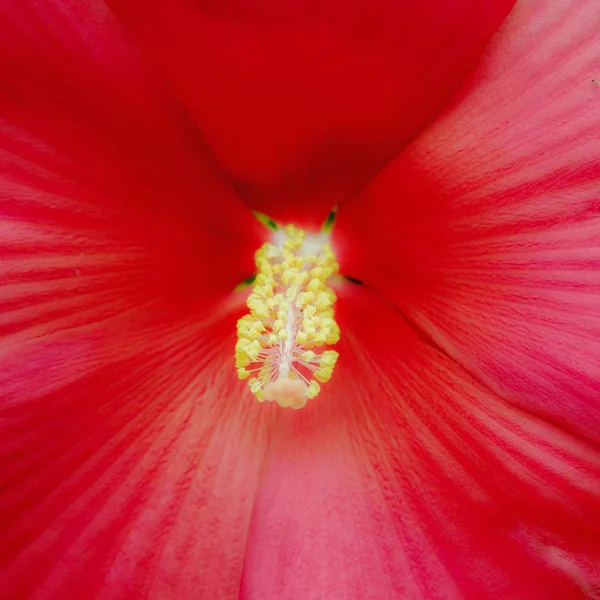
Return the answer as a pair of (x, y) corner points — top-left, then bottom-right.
(236, 224), (340, 409)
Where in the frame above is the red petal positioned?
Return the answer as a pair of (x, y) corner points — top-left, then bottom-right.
(0, 3), (270, 595)
(108, 0), (515, 227)
(0, 299), (278, 599)
(336, 0), (600, 444)
(241, 284), (600, 598)
(0, 0), (263, 295)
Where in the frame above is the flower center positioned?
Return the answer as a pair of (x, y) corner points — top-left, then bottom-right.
(235, 224), (340, 409)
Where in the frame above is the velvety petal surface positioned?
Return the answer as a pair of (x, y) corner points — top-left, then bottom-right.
(0, 1), (270, 597)
(336, 0), (600, 444)
(108, 0), (515, 226)
(0, 302), (277, 600)
(241, 283), (600, 599)
(0, 0), (263, 291)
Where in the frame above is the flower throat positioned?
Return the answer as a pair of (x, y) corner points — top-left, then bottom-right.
(236, 224), (340, 409)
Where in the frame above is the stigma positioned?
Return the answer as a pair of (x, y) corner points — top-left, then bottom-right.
(235, 224), (340, 409)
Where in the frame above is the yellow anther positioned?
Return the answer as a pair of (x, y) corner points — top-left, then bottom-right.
(296, 331), (308, 344)
(302, 317), (317, 331)
(315, 367), (333, 383)
(256, 305), (270, 319)
(307, 278), (322, 293)
(238, 367), (251, 379)
(285, 285), (298, 301)
(255, 272), (269, 285)
(306, 380), (320, 399)
(303, 291), (316, 306)
(263, 243), (278, 258)
(284, 224), (301, 237)
(251, 321), (264, 334)
(295, 291), (315, 309)
(300, 350), (315, 362)
(236, 221), (340, 408)
(304, 305), (317, 318)
(281, 268), (298, 286)
(325, 318), (336, 330)
(327, 331), (340, 345)
(320, 350), (339, 368)
(246, 340), (261, 360)
(316, 292), (331, 310)
(235, 357), (250, 368)
(249, 378), (263, 393)
(295, 293), (307, 309)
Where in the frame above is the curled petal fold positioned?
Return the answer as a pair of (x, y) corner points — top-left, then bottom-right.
(241, 284), (600, 599)
(336, 0), (600, 444)
(108, 0), (515, 226)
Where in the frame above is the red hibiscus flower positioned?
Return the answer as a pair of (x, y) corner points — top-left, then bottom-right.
(1, 0), (600, 598)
